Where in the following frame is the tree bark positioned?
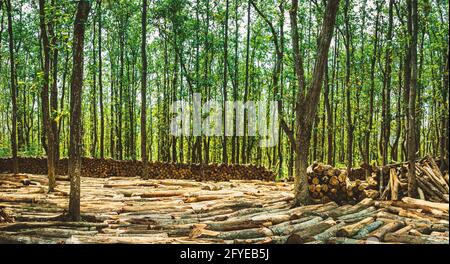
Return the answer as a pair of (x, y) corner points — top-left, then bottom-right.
(141, 0), (148, 178)
(381, 0), (394, 166)
(288, 0), (340, 206)
(68, 0), (91, 221)
(365, 2), (380, 177)
(241, 0), (251, 164)
(98, 0), (104, 159)
(5, 0), (18, 174)
(407, 0), (418, 198)
(38, 0), (56, 192)
(344, 0), (354, 171)
(222, 0), (229, 164)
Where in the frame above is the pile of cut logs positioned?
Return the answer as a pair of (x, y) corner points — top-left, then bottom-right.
(0, 173), (447, 244)
(0, 157), (276, 181)
(307, 163), (379, 204)
(380, 156), (449, 203)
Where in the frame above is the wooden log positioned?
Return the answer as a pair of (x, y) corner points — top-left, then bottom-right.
(384, 233), (449, 244)
(425, 156), (449, 190)
(387, 201), (448, 218)
(0, 221), (108, 231)
(286, 219), (336, 244)
(368, 221), (404, 240)
(190, 225), (274, 240)
(0, 232), (64, 244)
(417, 187), (425, 200)
(268, 216), (323, 236)
(313, 222), (346, 242)
(336, 217), (374, 237)
(352, 220), (384, 239)
(0, 194), (36, 203)
(327, 237), (385, 244)
(390, 169), (399, 201)
(337, 206), (377, 222)
(393, 225), (414, 235)
(327, 198), (374, 218)
(15, 227), (98, 238)
(401, 197), (449, 212)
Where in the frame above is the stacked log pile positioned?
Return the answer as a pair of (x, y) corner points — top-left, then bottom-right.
(0, 173), (447, 244)
(307, 163), (379, 204)
(380, 156), (449, 203)
(0, 157), (275, 181)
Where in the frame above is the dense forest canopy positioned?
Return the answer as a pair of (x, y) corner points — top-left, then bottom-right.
(0, 0), (448, 179)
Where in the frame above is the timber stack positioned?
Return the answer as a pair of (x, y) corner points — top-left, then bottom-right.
(307, 163), (379, 204)
(380, 156), (449, 203)
(0, 157), (275, 181)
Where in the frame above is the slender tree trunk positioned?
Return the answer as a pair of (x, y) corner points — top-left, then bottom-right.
(440, 47), (449, 170)
(391, 60), (402, 162)
(231, 0), (239, 164)
(141, 0), (148, 178)
(407, 0), (418, 198)
(109, 57), (115, 158)
(48, 0), (59, 164)
(324, 62), (333, 166)
(5, 0), (18, 174)
(68, 0), (91, 221)
(364, 2), (379, 176)
(381, 0), (394, 166)
(344, 0), (354, 171)
(241, 0), (251, 164)
(38, 0), (56, 192)
(90, 10), (97, 157)
(117, 17), (125, 160)
(98, 0), (104, 159)
(222, 0), (229, 164)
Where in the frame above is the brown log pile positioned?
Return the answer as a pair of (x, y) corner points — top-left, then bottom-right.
(0, 173), (447, 244)
(307, 163), (379, 204)
(0, 157), (275, 181)
(380, 156), (449, 203)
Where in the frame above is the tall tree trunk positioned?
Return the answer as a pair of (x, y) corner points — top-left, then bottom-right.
(68, 0), (91, 221)
(5, 0), (18, 174)
(288, 0), (339, 206)
(38, 0), (56, 192)
(407, 0), (418, 198)
(365, 2), (380, 176)
(440, 47), (449, 170)
(141, 0), (148, 178)
(222, 0), (229, 164)
(90, 10), (97, 157)
(391, 60), (402, 162)
(344, 0), (354, 171)
(231, 0), (239, 164)
(109, 58), (115, 158)
(324, 61), (333, 166)
(241, 0), (251, 164)
(381, 0), (394, 166)
(48, 0), (59, 164)
(98, 0), (104, 159)
(117, 17), (125, 160)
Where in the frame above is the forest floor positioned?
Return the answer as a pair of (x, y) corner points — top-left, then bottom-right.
(0, 173), (448, 244)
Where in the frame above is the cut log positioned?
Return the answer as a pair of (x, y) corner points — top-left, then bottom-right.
(401, 197), (449, 212)
(286, 219), (336, 244)
(384, 233), (449, 244)
(336, 217), (374, 237)
(368, 221), (404, 240)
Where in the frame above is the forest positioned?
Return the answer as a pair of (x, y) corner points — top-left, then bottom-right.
(0, 0), (449, 245)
